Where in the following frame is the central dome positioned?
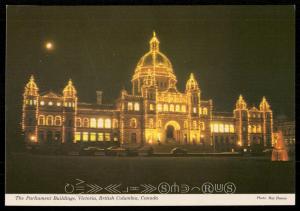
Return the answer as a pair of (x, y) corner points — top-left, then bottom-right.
(131, 32), (177, 95)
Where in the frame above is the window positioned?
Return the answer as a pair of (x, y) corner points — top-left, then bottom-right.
(90, 118), (96, 128)
(33, 100), (37, 105)
(175, 104), (180, 112)
(248, 125), (252, 133)
(252, 125), (257, 133)
(46, 115), (53, 126)
(83, 118), (89, 128)
(229, 125), (234, 133)
(82, 132), (89, 141)
(134, 102), (140, 111)
(38, 115), (45, 125)
(98, 118), (104, 128)
(184, 121), (188, 129)
(224, 124), (229, 133)
(193, 121), (197, 129)
(130, 118), (137, 128)
(203, 107), (208, 115)
(181, 105), (186, 112)
(57, 102), (61, 106)
(200, 122), (205, 131)
(149, 118), (154, 128)
(90, 132), (96, 141)
(64, 102), (68, 107)
(219, 124), (224, 133)
(105, 119), (111, 128)
(105, 133), (110, 141)
(48, 101), (53, 106)
(157, 104), (162, 112)
(163, 104), (169, 112)
(257, 125), (262, 133)
(75, 132), (81, 141)
(193, 107), (197, 113)
(149, 104), (154, 111)
(98, 133), (104, 141)
(55, 116), (62, 126)
(213, 124), (219, 133)
(40, 101), (45, 106)
(157, 120), (162, 128)
(199, 107), (202, 114)
(113, 119), (118, 128)
(76, 118), (81, 127)
(128, 102), (133, 111)
(170, 104), (174, 112)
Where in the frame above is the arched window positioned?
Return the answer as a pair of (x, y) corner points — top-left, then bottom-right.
(97, 118), (104, 128)
(257, 125), (262, 133)
(38, 115), (45, 125)
(199, 107), (202, 114)
(219, 124), (224, 133)
(157, 104), (162, 112)
(203, 107), (208, 115)
(252, 125), (257, 133)
(248, 125), (252, 133)
(170, 104), (174, 112)
(76, 118), (81, 127)
(105, 119), (111, 128)
(46, 115), (53, 126)
(113, 119), (118, 128)
(130, 118), (137, 128)
(128, 102), (133, 111)
(229, 125), (234, 133)
(175, 104), (180, 112)
(83, 118), (89, 128)
(90, 118), (96, 128)
(224, 124), (229, 133)
(163, 104), (168, 112)
(55, 116), (62, 126)
(134, 102), (140, 111)
(149, 104), (154, 111)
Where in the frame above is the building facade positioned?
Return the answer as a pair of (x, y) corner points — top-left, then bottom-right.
(22, 32), (274, 151)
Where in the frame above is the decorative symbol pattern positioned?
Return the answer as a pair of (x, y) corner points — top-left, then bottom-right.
(105, 184), (121, 194)
(141, 184), (156, 194)
(86, 184), (103, 193)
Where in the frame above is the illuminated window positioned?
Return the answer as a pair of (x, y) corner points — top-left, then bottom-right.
(33, 100), (37, 105)
(224, 124), (229, 133)
(219, 124), (224, 133)
(184, 121), (188, 129)
(257, 114), (261, 118)
(257, 125), (262, 133)
(57, 102), (61, 106)
(229, 125), (234, 133)
(64, 102), (67, 107)
(193, 107), (197, 113)
(55, 116), (62, 126)
(75, 132), (81, 141)
(98, 133), (104, 141)
(90, 118), (97, 128)
(170, 104), (174, 112)
(128, 102), (133, 111)
(199, 107), (202, 114)
(105, 133), (110, 141)
(193, 121), (197, 129)
(157, 104), (162, 112)
(163, 104), (169, 112)
(46, 115), (53, 126)
(175, 104), (180, 112)
(113, 119), (118, 128)
(149, 118), (154, 128)
(182, 105), (186, 112)
(40, 101), (45, 106)
(83, 118), (89, 128)
(90, 132), (96, 141)
(157, 120), (162, 128)
(76, 118), (81, 127)
(134, 102), (140, 111)
(213, 124), (219, 133)
(149, 104), (154, 111)
(48, 101), (53, 106)
(98, 118), (104, 128)
(68, 102), (72, 107)
(82, 132), (88, 141)
(252, 125), (257, 133)
(248, 125), (252, 133)
(200, 122), (205, 131)
(203, 107), (208, 115)
(130, 118), (137, 128)
(105, 119), (111, 128)
(38, 115), (45, 125)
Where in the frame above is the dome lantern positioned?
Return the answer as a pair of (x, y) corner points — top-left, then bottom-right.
(186, 73), (199, 91)
(63, 79), (77, 98)
(24, 75), (39, 96)
(236, 94), (247, 110)
(150, 31), (160, 52)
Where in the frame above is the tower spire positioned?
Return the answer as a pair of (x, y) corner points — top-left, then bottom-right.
(149, 31), (160, 52)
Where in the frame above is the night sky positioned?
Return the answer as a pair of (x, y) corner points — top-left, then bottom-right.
(6, 6), (295, 144)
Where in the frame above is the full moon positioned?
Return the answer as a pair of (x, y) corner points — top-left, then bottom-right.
(45, 42), (53, 50)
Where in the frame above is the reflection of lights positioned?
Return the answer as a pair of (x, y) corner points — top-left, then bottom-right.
(30, 135), (36, 141)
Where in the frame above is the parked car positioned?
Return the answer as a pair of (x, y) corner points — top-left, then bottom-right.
(80, 146), (105, 156)
(106, 146), (127, 156)
(171, 147), (187, 156)
(138, 146), (154, 156)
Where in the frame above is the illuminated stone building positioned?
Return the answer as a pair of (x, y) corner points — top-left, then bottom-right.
(22, 32), (274, 151)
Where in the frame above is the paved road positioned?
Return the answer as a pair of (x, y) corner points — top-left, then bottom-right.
(6, 152), (295, 194)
